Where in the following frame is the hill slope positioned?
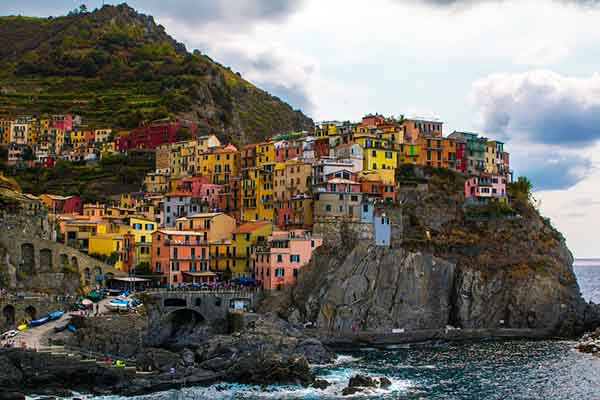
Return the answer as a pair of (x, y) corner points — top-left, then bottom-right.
(0, 4), (313, 143)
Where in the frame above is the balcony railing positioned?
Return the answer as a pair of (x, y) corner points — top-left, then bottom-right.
(165, 239), (208, 246)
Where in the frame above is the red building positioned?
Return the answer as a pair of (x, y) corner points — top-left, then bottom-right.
(116, 119), (198, 151)
(455, 142), (467, 173)
(274, 139), (303, 162)
(63, 196), (83, 214)
(314, 138), (330, 158)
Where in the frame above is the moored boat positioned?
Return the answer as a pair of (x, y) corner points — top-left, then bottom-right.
(48, 310), (65, 321)
(29, 316), (50, 327)
(17, 324), (27, 331)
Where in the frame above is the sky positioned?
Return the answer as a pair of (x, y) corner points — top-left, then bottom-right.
(2, 0), (600, 257)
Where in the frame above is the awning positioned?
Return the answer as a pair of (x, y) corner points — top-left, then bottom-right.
(111, 277), (151, 282)
(183, 271), (217, 277)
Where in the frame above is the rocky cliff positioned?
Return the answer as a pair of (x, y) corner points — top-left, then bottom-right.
(279, 168), (600, 338)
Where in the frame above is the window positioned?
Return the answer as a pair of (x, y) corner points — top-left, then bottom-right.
(275, 268), (285, 277)
(325, 204), (332, 212)
(385, 151), (393, 159)
(293, 269), (299, 278)
(145, 224), (154, 230)
(141, 235), (146, 243)
(290, 254), (300, 263)
(372, 163), (377, 169)
(277, 254), (283, 263)
(157, 247), (161, 256)
(155, 262), (161, 272)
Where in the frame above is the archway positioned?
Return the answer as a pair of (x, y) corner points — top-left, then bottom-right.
(165, 309), (206, 345)
(2, 305), (15, 326)
(60, 254), (69, 270)
(21, 243), (35, 273)
(24, 305), (37, 320)
(39, 248), (53, 272)
(71, 257), (79, 271)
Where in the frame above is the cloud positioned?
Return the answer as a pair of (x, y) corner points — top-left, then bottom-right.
(470, 70), (600, 146)
(523, 154), (592, 191)
(131, 0), (305, 30)
(398, 0), (600, 6)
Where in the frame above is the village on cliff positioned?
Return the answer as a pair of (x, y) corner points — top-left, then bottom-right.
(0, 113), (512, 290)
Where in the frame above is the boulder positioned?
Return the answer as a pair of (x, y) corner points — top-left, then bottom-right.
(342, 387), (363, 396)
(312, 379), (331, 390)
(379, 377), (392, 388)
(348, 374), (378, 388)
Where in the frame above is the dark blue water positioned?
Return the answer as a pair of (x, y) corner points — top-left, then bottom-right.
(38, 265), (600, 399)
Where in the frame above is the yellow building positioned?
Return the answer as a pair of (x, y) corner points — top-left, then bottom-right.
(197, 134), (222, 153)
(83, 203), (106, 218)
(398, 143), (422, 165)
(256, 142), (274, 169)
(175, 212), (236, 241)
(94, 129), (112, 143)
(99, 141), (116, 159)
(88, 233), (126, 270)
(241, 168), (259, 221)
(125, 217), (157, 266)
(198, 144), (239, 185)
(230, 221), (273, 277)
(64, 219), (112, 252)
(257, 169), (274, 221)
(315, 121), (338, 138)
(0, 119), (13, 145)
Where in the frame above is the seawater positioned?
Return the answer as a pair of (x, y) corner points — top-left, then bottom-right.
(40, 265), (600, 400)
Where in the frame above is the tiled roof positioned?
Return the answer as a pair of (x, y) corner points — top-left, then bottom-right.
(235, 221), (271, 233)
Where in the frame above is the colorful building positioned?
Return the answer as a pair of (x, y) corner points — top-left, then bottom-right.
(151, 230), (212, 286)
(254, 230), (322, 290)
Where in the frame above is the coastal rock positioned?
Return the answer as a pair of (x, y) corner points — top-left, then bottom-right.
(312, 379), (331, 389)
(348, 374), (378, 388)
(379, 377), (392, 387)
(342, 387), (363, 396)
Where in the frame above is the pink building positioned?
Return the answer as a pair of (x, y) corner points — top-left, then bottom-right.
(52, 114), (73, 131)
(465, 174), (507, 205)
(313, 178), (361, 194)
(254, 230), (322, 290)
(151, 230), (212, 286)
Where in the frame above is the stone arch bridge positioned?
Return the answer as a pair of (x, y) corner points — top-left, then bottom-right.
(148, 290), (258, 323)
(0, 233), (125, 292)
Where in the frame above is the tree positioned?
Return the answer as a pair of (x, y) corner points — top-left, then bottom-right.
(22, 146), (35, 161)
(508, 176), (533, 202)
(79, 4), (88, 14)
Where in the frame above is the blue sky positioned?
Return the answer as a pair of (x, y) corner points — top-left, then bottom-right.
(2, 0), (600, 256)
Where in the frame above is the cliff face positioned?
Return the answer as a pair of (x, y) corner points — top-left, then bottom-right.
(283, 169), (599, 338)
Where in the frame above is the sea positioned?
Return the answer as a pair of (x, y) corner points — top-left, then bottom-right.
(39, 262), (600, 400)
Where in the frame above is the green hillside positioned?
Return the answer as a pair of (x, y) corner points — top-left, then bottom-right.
(0, 4), (313, 142)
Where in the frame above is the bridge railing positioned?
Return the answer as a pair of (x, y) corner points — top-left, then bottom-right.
(145, 288), (260, 295)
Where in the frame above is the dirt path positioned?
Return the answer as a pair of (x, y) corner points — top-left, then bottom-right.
(4, 298), (116, 350)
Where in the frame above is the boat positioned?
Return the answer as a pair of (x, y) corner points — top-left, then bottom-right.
(87, 290), (104, 302)
(67, 324), (77, 333)
(48, 310), (65, 321)
(29, 316), (50, 327)
(54, 322), (69, 333)
(17, 324), (27, 331)
(105, 301), (130, 312)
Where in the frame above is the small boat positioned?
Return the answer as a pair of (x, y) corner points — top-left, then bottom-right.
(17, 324), (27, 331)
(105, 301), (129, 312)
(54, 322), (69, 333)
(87, 290), (104, 302)
(29, 316), (50, 327)
(48, 310), (65, 321)
(67, 324), (77, 333)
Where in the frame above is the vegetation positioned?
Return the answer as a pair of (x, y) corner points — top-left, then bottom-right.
(508, 176), (533, 203)
(5, 154), (152, 200)
(89, 251), (119, 266)
(0, 4), (313, 142)
(464, 200), (517, 219)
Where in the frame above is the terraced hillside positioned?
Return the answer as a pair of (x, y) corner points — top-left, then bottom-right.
(0, 4), (313, 143)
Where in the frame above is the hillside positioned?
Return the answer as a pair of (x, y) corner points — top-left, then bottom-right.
(0, 4), (313, 143)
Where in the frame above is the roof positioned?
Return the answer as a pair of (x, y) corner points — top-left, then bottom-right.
(165, 191), (193, 197)
(42, 194), (69, 201)
(156, 229), (205, 236)
(185, 212), (223, 219)
(235, 221), (272, 234)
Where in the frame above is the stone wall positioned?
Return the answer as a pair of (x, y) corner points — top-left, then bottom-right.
(0, 230), (124, 294)
(0, 296), (72, 331)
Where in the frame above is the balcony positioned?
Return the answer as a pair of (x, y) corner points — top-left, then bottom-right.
(164, 239), (208, 246)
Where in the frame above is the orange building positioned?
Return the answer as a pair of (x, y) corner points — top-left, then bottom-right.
(151, 230), (212, 286)
(403, 118), (443, 143)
